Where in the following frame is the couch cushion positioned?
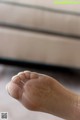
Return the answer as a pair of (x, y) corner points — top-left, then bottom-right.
(0, 0), (80, 68)
(0, 27), (80, 68)
(0, 0), (80, 36)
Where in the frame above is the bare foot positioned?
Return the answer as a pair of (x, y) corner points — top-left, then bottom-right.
(6, 71), (79, 120)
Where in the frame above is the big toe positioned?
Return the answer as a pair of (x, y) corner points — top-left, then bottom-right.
(6, 75), (24, 100)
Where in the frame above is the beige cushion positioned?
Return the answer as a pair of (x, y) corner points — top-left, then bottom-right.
(0, 1), (80, 35)
(0, 27), (80, 68)
(0, 0), (80, 68)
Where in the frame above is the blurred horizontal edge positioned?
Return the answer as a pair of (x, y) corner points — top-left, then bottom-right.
(0, 57), (80, 73)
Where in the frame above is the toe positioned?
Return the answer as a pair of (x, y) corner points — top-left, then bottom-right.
(30, 72), (39, 79)
(24, 71), (31, 79)
(18, 72), (26, 79)
(24, 71), (39, 80)
(6, 82), (23, 100)
(11, 75), (24, 88)
(18, 72), (27, 83)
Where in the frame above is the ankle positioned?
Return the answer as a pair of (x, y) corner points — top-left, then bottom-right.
(68, 94), (80, 120)
(46, 87), (79, 120)
(72, 95), (80, 120)
(52, 88), (80, 120)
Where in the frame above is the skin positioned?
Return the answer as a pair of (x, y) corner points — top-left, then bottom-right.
(6, 71), (80, 120)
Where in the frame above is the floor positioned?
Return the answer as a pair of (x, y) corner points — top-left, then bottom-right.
(0, 64), (80, 120)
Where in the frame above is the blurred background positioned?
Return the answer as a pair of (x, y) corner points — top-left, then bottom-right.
(0, 0), (80, 120)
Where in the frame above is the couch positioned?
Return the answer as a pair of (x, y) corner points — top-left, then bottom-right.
(0, 0), (80, 69)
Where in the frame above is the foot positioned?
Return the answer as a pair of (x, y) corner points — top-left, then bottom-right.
(6, 71), (79, 120)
